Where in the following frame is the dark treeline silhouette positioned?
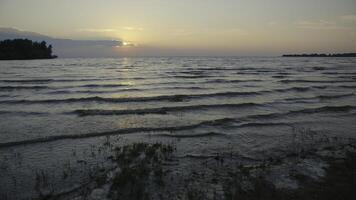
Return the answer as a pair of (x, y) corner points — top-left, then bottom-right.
(283, 53), (356, 57)
(0, 39), (57, 60)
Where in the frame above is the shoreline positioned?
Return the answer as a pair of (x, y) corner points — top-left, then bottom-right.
(26, 133), (356, 200)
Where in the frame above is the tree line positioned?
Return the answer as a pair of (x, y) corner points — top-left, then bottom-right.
(283, 53), (356, 57)
(0, 39), (57, 60)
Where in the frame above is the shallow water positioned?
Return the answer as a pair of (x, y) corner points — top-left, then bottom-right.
(0, 57), (356, 199)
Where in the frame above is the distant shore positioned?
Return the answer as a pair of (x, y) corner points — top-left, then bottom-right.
(283, 53), (356, 57)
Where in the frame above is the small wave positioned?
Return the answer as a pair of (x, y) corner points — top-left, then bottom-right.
(162, 86), (208, 90)
(0, 117), (238, 148)
(272, 75), (288, 79)
(0, 79), (53, 83)
(46, 78), (114, 82)
(77, 84), (130, 88)
(0, 92), (261, 104)
(243, 105), (356, 120)
(317, 93), (354, 99)
(322, 72), (356, 75)
(180, 70), (208, 75)
(339, 85), (356, 89)
(0, 78), (124, 84)
(170, 75), (212, 79)
(291, 105), (356, 114)
(180, 154), (217, 159)
(195, 67), (237, 71)
(72, 103), (260, 116)
(0, 95), (185, 104)
(284, 93), (354, 101)
(140, 81), (199, 86)
(277, 72), (292, 75)
(257, 70), (276, 73)
(312, 67), (326, 70)
(236, 122), (291, 128)
(322, 72), (339, 75)
(0, 110), (48, 115)
(200, 117), (236, 126)
(274, 87), (311, 92)
(314, 86), (328, 89)
(205, 79), (262, 84)
(243, 112), (287, 120)
(280, 79), (356, 84)
(154, 132), (228, 138)
(236, 72), (260, 75)
(47, 88), (141, 95)
(335, 76), (356, 79)
(0, 86), (49, 90)
(4, 104), (352, 149)
(2, 79), (38, 84)
(237, 67), (256, 71)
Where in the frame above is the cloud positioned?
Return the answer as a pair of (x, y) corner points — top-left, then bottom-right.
(121, 27), (144, 31)
(267, 21), (277, 26)
(223, 28), (247, 35)
(340, 15), (356, 21)
(171, 27), (247, 38)
(0, 27), (123, 57)
(78, 27), (144, 33)
(295, 20), (350, 30)
(77, 28), (117, 33)
(173, 29), (194, 37)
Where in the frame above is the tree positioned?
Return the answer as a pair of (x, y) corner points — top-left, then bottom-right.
(0, 39), (57, 60)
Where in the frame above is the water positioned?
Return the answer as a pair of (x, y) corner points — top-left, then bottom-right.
(0, 57), (356, 199)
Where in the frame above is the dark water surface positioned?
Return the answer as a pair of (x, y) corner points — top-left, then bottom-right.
(0, 57), (355, 199)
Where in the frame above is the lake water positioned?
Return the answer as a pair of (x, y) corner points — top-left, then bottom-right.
(0, 57), (356, 199)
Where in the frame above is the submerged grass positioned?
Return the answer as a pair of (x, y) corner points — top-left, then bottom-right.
(30, 130), (356, 200)
(109, 143), (174, 200)
(223, 149), (356, 200)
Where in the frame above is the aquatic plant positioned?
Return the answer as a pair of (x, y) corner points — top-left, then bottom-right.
(109, 143), (174, 200)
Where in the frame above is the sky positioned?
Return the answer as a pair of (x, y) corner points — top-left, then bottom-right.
(1, 0), (356, 56)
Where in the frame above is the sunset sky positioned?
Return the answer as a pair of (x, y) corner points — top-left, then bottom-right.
(1, 0), (356, 56)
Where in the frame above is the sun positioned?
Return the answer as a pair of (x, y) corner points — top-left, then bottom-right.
(122, 41), (134, 46)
